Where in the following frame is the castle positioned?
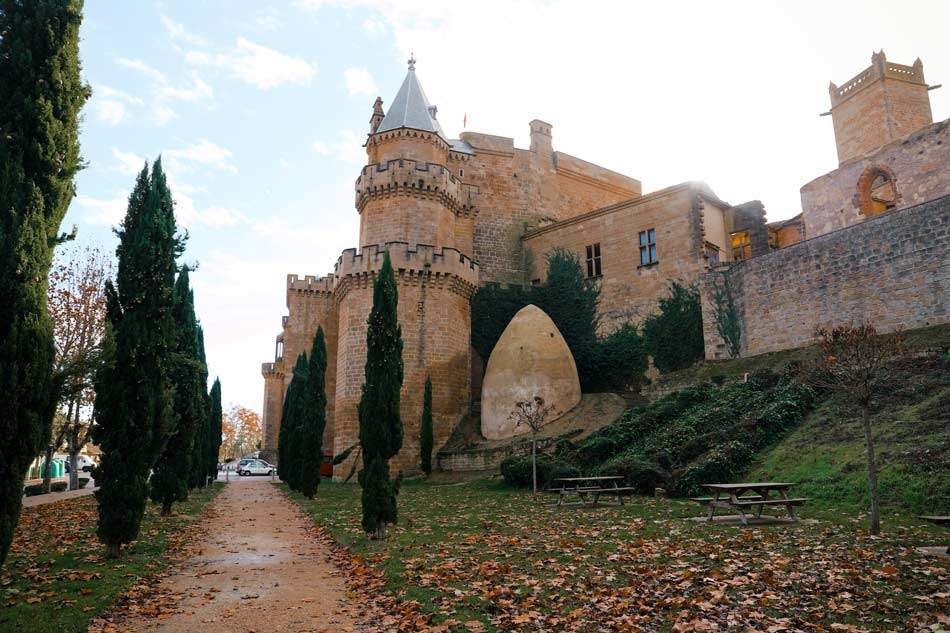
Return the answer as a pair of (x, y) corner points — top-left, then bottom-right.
(261, 52), (949, 474)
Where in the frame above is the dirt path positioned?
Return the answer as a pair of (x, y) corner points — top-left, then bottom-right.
(119, 478), (361, 633)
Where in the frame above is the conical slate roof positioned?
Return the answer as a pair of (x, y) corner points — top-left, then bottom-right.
(376, 58), (448, 141)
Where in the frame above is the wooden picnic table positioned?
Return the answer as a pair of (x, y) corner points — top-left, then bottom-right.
(692, 482), (808, 524)
(548, 476), (634, 507)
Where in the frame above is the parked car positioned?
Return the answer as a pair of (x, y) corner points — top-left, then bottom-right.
(238, 459), (275, 476)
(63, 455), (96, 473)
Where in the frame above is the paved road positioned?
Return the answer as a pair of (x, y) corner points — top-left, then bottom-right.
(116, 477), (360, 632)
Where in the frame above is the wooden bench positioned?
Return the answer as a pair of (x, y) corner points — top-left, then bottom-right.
(698, 483), (807, 524)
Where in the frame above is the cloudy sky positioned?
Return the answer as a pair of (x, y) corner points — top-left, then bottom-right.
(68, 0), (950, 414)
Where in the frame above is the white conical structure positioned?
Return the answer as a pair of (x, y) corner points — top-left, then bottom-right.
(480, 304), (581, 440)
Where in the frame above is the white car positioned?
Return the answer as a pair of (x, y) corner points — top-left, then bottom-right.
(238, 459), (275, 476)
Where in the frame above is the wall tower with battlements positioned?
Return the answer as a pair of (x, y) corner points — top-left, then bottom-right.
(828, 50), (934, 165)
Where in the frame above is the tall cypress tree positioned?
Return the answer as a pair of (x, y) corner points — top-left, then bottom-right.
(0, 0), (90, 567)
(419, 376), (433, 476)
(92, 159), (180, 558)
(207, 378), (222, 481)
(299, 327), (328, 499)
(150, 268), (201, 515)
(188, 323), (210, 489)
(277, 353), (308, 490)
(358, 251), (404, 539)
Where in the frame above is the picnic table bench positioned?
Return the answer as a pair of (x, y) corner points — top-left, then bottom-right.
(546, 476), (635, 507)
(691, 482), (807, 524)
(917, 515), (950, 554)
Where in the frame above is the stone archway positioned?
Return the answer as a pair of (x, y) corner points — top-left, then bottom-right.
(855, 165), (899, 217)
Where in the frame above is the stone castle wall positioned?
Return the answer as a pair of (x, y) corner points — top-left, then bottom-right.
(523, 184), (728, 331)
(701, 195), (950, 359)
(461, 128), (641, 286)
(802, 119), (950, 239)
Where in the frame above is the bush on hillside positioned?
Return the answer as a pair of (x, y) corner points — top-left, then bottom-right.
(594, 452), (670, 494)
(500, 455), (581, 489)
(643, 281), (704, 373)
(676, 441), (755, 496)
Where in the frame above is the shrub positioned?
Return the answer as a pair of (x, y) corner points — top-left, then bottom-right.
(500, 454), (552, 488)
(676, 441), (755, 496)
(643, 281), (704, 373)
(590, 324), (648, 392)
(595, 452), (670, 494)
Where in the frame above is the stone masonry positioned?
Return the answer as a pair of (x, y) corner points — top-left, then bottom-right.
(701, 195), (950, 359)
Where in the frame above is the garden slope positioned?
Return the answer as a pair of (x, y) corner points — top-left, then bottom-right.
(748, 354), (950, 514)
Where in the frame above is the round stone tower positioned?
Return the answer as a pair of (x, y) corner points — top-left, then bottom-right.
(333, 57), (479, 476)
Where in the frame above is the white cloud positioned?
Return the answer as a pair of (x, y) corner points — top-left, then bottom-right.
(313, 130), (366, 164)
(362, 16), (386, 35)
(151, 104), (177, 125)
(95, 100), (127, 125)
(76, 194), (127, 226)
(344, 67), (377, 96)
(112, 148), (146, 176)
(116, 57), (212, 127)
(98, 84), (144, 106)
(186, 38), (316, 90)
(255, 12), (281, 31)
(166, 139), (237, 173)
(161, 15), (208, 47)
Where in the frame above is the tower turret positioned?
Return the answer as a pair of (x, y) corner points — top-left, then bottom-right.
(369, 96), (384, 134)
(357, 57), (476, 251)
(828, 51), (934, 165)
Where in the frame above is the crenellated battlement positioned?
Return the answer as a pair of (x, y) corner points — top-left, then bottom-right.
(830, 51), (926, 106)
(286, 272), (335, 294)
(332, 242), (479, 299)
(355, 158), (478, 214)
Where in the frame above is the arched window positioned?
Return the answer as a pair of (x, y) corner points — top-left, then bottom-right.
(856, 166), (899, 217)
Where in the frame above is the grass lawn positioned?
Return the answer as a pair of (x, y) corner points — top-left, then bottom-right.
(290, 479), (948, 632)
(0, 483), (222, 633)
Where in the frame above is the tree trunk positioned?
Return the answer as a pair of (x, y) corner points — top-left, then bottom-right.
(106, 542), (120, 559)
(161, 500), (172, 516)
(68, 400), (82, 490)
(531, 438), (537, 495)
(68, 434), (79, 491)
(861, 405), (882, 535)
(42, 443), (55, 493)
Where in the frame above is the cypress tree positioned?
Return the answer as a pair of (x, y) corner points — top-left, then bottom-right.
(188, 323), (210, 489)
(92, 159), (180, 558)
(420, 377), (433, 476)
(277, 353), (308, 490)
(0, 0), (90, 567)
(207, 378), (222, 481)
(358, 251), (404, 539)
(150, 268), (201, 515)
(299, 327), (328, 499)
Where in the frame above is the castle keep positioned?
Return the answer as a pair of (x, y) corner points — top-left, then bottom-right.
(262, 52), (949, 474)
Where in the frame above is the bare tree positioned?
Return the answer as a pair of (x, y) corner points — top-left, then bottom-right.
(810, 324), (905, 535)
(508, 396), (553, 495)
(46, 245), (111, 490)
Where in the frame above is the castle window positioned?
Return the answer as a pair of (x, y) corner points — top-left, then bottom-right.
(459, 168), (464, 178)
(639, 229), (657, 266)
(275, 339), (284, 362)
(731, 230), (752, 261)
(585, 243), (602, 278)
(531, 278), (541, 286)
(856, 166), (898, 217)
(704, 241), (720, 267)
